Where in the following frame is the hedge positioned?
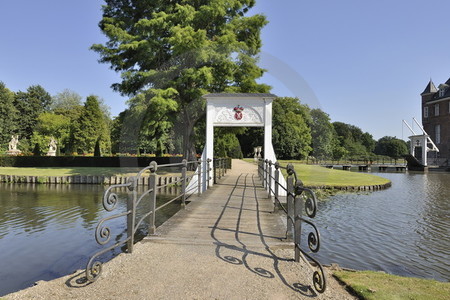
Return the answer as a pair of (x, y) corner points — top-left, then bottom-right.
(0, 156), (184, 168)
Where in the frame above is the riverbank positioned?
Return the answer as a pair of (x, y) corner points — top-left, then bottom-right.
(0, 167), (187, 185)
(333, 268), (450, 300)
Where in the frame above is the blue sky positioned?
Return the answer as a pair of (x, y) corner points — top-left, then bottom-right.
(1, 0), (449, 140)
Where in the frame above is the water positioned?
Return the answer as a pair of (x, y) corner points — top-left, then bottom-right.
(0, 184), (182, 296)
(313, 171), (450, 282)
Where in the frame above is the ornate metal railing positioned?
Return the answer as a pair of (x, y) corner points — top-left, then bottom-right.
(258, 159), (326, 293)
(85, 157), (231, 282)
(85, 159), (208, 282)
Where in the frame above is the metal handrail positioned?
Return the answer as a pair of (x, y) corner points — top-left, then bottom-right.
(86, 157), (231, 282)
(86, 159), (203, 282)
(258, 159), (326, 293)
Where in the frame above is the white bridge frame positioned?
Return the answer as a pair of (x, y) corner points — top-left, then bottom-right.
(200, 93), (280, 192)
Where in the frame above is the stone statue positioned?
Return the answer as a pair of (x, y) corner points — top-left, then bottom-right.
(6, 135), (22, 155)
(8, 135), (19, 151)
(47, 137), (57, 156)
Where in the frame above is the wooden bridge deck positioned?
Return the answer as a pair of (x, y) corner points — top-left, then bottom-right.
(145, 159), (288, 248)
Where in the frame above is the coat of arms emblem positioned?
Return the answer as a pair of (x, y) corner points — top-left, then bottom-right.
(233, 105), (244, 120)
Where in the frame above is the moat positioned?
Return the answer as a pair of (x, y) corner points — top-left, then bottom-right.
(0, 170), (449, 296)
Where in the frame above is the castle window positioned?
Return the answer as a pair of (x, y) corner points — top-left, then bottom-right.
(435, 104), (440, 116)
(439, 89), (445, 97)
(424, 106), (429, 117)
(435, 124), (441, 144)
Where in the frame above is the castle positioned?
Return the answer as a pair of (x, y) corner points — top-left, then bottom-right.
(421, 78), (450, 165)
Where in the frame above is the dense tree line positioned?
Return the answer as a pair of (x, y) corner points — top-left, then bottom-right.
(0, 83), (111, 155)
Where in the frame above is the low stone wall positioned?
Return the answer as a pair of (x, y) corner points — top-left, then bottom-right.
(0, 174), (183, 186)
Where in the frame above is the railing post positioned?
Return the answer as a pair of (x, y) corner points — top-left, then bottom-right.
(268, 160), (272, 198)
(263, 159), (268, 189)
(207, 159), (211, 188)
(127, 177), (137, 253)
(181, 159), (187, 208)
(148, 161), (157, 235)
(274, 162), (280, 212)
(213, 159), (217, 184)
(197, 159), (202, 195)
(294, 180), (304, 262)
(286, 164), (294, 240)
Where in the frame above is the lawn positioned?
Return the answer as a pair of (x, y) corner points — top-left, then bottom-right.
(0, 167), (177, 177)
(244, 159), (390, 188)
(334, 270), (450, 300)
(278, 160), (391, 187)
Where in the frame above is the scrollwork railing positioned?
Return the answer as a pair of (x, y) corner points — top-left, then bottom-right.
(258, 159), (326, 294)
(86, 159), (206, 282)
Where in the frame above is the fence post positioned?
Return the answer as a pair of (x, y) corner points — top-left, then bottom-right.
(213, 159), (217, 184)
(197, 159), (202, 195)
(294, 180), (304, 262)
(268, 160), (272, 198)
(274, 162), (280, 212)
(127, 177), (137, 253)
(207, 159), (211, 188)
(148, 161), (157, 235)
(263, 159), (267, 189)
(181, 159), (187, 208)
(286, 164), (295, 240)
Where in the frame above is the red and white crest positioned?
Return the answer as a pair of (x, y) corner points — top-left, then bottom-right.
(233, 105), (244, 120)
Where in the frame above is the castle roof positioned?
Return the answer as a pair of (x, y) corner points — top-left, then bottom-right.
(421, 80), (438, 95)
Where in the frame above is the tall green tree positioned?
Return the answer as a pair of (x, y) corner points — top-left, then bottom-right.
(310, 108), (335, 159)
(14, 85), (52, 141)
(0, 82), (18, 149)
(92, 0), (269, 159)
(71, 95), (111, 154)
(272, 97), (312, 159)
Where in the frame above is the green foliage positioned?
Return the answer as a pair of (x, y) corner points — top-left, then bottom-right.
(214, 128), (245, 158)
(272, 97), (312, 159)
(14, 85), (52, 142)
(332, 121), (375, 159)
(0, 82), (18, 149)
(374, 136), (408, 160)
(31, 112), (71, 155)
(92, 0), (269, 159)
(310, 108), (335, 159)
(71, 95), (111, 154)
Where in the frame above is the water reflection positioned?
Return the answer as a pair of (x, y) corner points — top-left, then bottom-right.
(313, 171), (450, 282)
(0, 183), (182, 296)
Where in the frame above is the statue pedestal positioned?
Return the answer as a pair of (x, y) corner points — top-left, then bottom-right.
(47, 150), (56, 157)
(6, 150), (22, 156)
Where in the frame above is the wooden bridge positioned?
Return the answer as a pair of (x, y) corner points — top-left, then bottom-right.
(7, 160), (353, 300)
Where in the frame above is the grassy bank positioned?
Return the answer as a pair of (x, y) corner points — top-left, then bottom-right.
(278, 160), (391, 187)
(334, 270), (450, 300)
(245, 159), (390, 188)
(0, 167), (181, 177)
